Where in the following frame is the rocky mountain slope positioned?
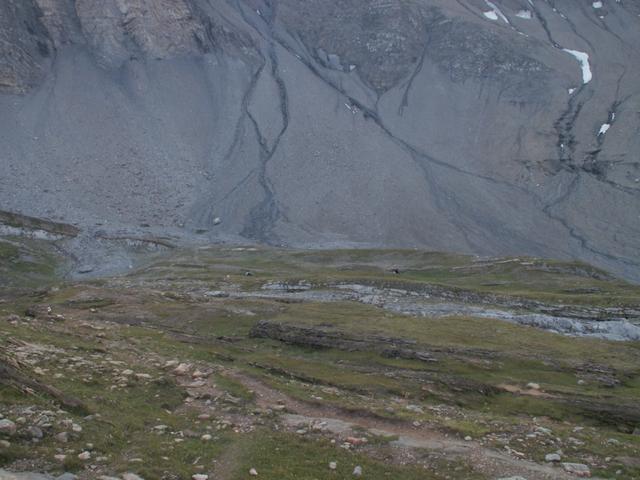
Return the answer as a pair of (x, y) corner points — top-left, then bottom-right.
(1, 0), (639, 280)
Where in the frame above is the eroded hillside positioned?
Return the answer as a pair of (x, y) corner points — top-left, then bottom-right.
(0, 0), (639, 280)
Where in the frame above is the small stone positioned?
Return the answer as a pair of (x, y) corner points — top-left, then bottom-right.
(55, 454), (67, 462)
(526, 383), (540, 390)
(173, 363), (191, 375)
(249, 468), (258, 476)
(0, 440), (10, 448)
(192, 475), (208, 480)
(27, 426), (44, 439)
(353, 466), (363, 477)
(545, 453), (561, 462)
(562, 463), (591, 477)
(78, 451), (91, 460)
(0, 419), (16, 436)
(122, 474), (145, 480)
(201, 434), (212, 441)
(329, 462), (337, 470)
(71, 423), (82, 432)
(346, 437), (366, 445)
(464, 436), (472, 441)
(56, 473), (77, 480)
(405, 404), (424, 413)
(55, 432), (69, 443)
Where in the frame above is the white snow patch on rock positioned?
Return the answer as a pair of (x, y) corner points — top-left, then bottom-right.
(516, 10), (532, 19)
(593, 1), (603, 9)
(484, 1), (510, 23)
(483, 10), (498, 20)
(563, 49), (592, 84)
(598, 123), (610, 135)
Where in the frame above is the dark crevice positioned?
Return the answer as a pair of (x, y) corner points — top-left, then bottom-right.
(236, 0), (290, 243)
(542, 174), (638, 266)
(397, 46), (427, 116)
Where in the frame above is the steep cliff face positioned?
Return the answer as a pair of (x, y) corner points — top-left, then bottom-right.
(0, 0), (639, 280)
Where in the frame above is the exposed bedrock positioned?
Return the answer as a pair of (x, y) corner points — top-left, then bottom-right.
(0, 0), (639, 280)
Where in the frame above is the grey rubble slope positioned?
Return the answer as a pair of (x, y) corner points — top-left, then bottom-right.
(0, 0), (639, 280)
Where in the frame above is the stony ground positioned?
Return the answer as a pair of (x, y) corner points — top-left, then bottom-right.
(1, 243), (639, 479)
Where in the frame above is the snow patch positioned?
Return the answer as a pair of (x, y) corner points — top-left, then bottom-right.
(563, 49), (592, 84)
(516, 10), (532, 19)
(484, 1), (510, 23)
(483, 10), (498, 20)
(593, 1), (603, 8)
(598, 123), (610, 135)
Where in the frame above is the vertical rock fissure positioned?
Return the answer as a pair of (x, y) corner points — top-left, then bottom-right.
(239, 0), (290, 243)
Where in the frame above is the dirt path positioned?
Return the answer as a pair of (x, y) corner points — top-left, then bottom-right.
(222, 369), (581, 480)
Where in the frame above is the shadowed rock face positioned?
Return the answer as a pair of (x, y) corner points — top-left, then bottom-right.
(0, 0), (639, 280)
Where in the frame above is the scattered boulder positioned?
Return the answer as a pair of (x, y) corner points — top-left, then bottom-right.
(562, 463), (591, 477)
(0, 470), (53, 479)
(0, 419), (17, 436)
(173, 363), (191, 376)
(56, 474), (77, 480)
(329, 462), (337, 470)
(353, 466), (363, 477)
(77, 451), (91, 460)
(27, 426), (44, 439)
(545, 453), (561, 462)
(249, 468), (258, 476)
(122, 474), (145, 480)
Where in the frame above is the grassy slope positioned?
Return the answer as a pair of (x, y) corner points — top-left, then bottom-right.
(1, 243), (639, 479)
